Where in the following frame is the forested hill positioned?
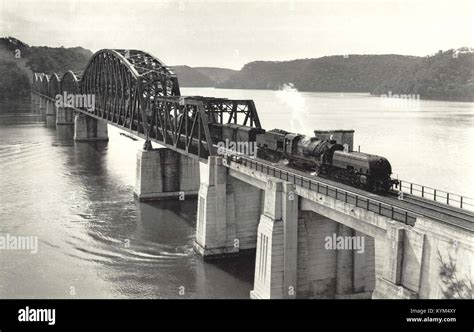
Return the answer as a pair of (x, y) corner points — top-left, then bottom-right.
(171, 66), (215, 87)
(0, 37), (92, 100)
(218, 49), (474, 101)
(1, 37), (472, 102)
(171, 66), (237, 87)
(372, 49), (474, 101)
(219, 55), (419, 91)
(194, 67), (238, 84)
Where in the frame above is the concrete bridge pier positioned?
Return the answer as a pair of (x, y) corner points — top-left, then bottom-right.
(56, 106), (75, 139)
(74, 114), (109, 141)
(31, 93), (40, 113)
(250, 179), (299, 299)
(134, 147), (200, 201)
(248, 192), (379, 299)
(291, 210), (379, 299)
(39, 96), (47, 115)
(334, 225), (375, 299)
(35, 95), (42, 113)
(372, 225), (423, 299)
(193, 156), (233, 257)
(193, 157), (263, 259)
(45, 100), (56, 127)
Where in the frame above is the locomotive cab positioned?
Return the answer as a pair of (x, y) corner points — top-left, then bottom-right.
(284, 133), (302, 154)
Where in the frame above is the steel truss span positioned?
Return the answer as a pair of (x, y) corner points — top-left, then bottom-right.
(80, 49), (181, 151)
(31, 48), (262, 160)
(61, 70), (81, 95)
(49, 73), (60, 98)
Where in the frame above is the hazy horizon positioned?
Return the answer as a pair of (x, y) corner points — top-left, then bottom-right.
(1, 0), (473, 70)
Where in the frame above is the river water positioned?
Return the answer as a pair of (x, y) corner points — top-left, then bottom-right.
(0, 89), (473, 299)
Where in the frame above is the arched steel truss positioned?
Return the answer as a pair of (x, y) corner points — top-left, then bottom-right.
(33, 72), (61, 99)
(40, 74), (49, 96)
(31, 48), (261, 160)
(32, 73), (42, 95)
(49, 73), (60, 99)
(80, 49), (182, 145)
(60, 71), (81, 95)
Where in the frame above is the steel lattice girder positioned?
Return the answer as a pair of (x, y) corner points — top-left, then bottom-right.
(189, 96), (261, 128)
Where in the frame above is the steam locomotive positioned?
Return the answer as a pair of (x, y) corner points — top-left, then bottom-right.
(209, 123), (398, 193)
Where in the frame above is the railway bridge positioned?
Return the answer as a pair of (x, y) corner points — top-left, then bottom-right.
(30, 49), (474, 299)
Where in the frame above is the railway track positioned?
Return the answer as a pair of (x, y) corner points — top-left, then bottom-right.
(387, 191), (474, 223)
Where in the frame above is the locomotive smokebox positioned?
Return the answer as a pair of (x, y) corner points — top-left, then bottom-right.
(314, 129), (355, 152)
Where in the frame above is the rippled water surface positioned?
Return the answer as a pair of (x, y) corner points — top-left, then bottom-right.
(0, 104), (254, 299)
(0, 90), (473, 298)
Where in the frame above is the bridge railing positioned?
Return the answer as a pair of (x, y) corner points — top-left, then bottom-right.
(395, 180), (474, 211)
(227, 155), (418, 226)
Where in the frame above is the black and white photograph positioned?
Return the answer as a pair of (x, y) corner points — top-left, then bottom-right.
(0, 0), (473, 327)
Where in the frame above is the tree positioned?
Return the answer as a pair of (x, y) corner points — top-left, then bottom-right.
(0, 60), (30, 100)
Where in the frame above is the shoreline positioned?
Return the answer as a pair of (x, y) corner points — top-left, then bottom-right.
(178, 86), (474, 103)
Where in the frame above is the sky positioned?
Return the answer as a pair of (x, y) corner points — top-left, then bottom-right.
(1, 0), (473, 69)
